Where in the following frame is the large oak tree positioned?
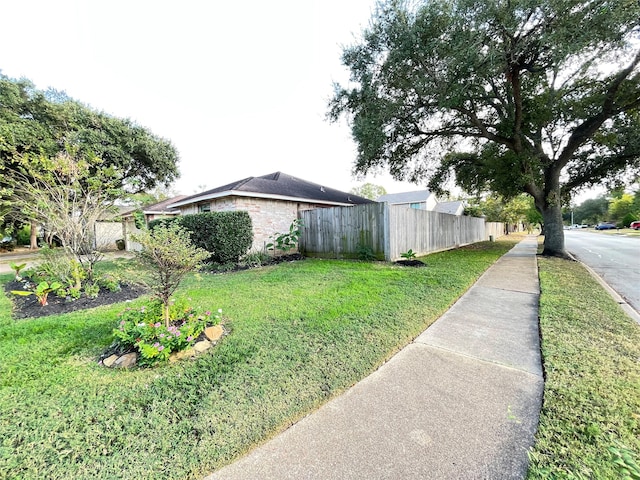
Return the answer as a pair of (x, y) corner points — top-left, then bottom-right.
(0, 73), (180, 247)
(330, 0), (640, 256)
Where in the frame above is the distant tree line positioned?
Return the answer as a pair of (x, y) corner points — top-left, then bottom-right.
(567, 189), (640, 227)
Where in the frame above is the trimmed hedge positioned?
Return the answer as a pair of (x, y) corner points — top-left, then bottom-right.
(150, 211), (253, 264)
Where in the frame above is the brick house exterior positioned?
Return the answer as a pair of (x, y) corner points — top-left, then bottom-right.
(168, 172), (373, 252)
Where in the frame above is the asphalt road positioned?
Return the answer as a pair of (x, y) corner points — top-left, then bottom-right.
(564, 229), (640, 315)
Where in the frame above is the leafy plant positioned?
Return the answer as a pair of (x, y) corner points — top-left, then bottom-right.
(8, 262), (26, 281)
(57, 286), (82, 301)
(32, 247), (82, 288)
(112, 300), (221, 365)
(97, 274), (121, 292)
(356, 243), (376, 261)
(12, 281), (62, 306)
(241, 250), (270, 268)
(400, 249), (417, 260)
(266, 219), (304, 254)
(84, 282), (100, 299)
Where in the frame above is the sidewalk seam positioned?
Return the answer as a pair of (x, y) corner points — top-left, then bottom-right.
(411, 341), (544, 380)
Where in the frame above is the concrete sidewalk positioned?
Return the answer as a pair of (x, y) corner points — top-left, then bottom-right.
(207, 235), (544, 480)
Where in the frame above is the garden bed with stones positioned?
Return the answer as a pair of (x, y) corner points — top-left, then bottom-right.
(99, 323), (227, 368)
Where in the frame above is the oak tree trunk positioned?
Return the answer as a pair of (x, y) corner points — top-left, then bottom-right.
(540, 202), (568, 258)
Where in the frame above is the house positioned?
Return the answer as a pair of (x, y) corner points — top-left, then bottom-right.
(376, 190), (439, 211)
(376, 190), (465, 216)
(168, 172), (373, 251)
(121, 195), (187, 251)
(434, 200), (466, 216)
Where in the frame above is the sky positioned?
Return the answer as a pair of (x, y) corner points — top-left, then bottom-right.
(0, 0), (423, 197)
(0, 0), (611, 204)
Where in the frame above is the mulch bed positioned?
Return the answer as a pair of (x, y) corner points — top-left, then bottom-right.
(5, 280), (147, 319)
(394, 259), (427, 267)
(5, 254), (306, 319)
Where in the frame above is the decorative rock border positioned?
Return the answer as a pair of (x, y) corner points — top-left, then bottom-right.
(101, 324), (226, 368)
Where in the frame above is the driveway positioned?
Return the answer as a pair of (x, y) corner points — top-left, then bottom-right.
(564, 229), (640, 316)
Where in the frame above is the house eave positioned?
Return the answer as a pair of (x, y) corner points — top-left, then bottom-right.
(143, 209), (180, 215)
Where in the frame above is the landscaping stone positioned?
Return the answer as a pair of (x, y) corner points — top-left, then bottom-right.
(204, 325), (223, 342)
(194, 340), (212, 353)
(114, 352), (137, 368)
(169, 347), (196, 363)
(102, 354), (119, 367)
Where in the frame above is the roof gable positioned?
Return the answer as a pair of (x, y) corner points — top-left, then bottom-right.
(434, 200), (465, 215)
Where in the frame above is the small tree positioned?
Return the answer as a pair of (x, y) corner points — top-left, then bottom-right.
(133, 223), (209, 327)
(5, 150), (122, 280)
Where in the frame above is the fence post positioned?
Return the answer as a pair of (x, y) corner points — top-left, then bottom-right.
(383, 202), (391, 261)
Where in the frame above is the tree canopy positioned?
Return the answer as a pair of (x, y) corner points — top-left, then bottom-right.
(330, 0), (640, 256)
(0, 74), (180, 193)
(571, 196), (609, 225)
(350, 182), (387, 200)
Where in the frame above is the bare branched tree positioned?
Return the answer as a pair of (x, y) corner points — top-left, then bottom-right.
(6, 150), (122, 279)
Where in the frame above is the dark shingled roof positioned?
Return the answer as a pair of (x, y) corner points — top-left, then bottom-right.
(171, 172), (374, 207)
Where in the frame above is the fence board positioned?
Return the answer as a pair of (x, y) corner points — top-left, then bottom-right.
(300, 204), (504, 261)
(299, 203), (387, 259)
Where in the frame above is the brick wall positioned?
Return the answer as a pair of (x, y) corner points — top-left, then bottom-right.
(176, 196), (316, 252)
(234, 197), (314, 252)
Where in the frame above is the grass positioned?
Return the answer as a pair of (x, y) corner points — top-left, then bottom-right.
(0, 238), (518, 480)
(528, 257), (640, 479)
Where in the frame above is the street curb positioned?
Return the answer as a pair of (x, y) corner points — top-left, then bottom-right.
(568, 253), (640, 325)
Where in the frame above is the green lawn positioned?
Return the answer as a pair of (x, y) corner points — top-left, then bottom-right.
(529, 257), (640, 479)
(0, 238), (517, 480)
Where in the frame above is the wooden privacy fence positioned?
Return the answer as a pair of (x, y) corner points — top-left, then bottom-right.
(299, 203), (504, 261)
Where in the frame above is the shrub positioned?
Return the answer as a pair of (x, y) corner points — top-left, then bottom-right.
(621, 212), (638, 228)
(178, 211), (253, 264)
(356, 244), (376, 261)
(16, 225), (31, 246)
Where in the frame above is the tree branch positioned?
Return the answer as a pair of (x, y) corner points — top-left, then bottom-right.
(557, 49), (640, 168)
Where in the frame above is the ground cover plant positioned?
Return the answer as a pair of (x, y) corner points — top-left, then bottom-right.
(529, 257), (640, 479)
(0, 237), (518, 479)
